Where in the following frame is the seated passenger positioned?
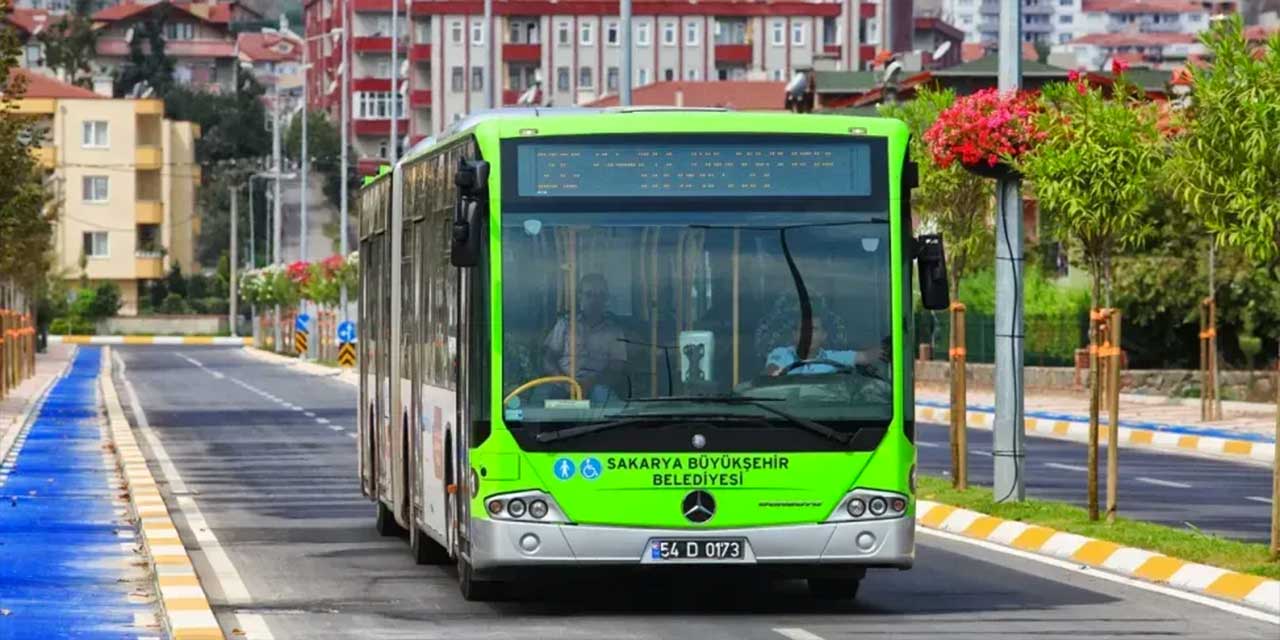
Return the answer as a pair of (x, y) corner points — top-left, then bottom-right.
(765, 316), (883, 376)
(542, 273), (627, 403)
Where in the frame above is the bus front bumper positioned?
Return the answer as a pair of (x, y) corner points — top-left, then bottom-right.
(468, 517), (914, 571)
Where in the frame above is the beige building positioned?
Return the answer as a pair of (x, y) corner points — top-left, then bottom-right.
(13, 70), (201, 316)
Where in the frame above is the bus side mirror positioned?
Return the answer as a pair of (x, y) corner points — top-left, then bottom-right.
(915, 234), (950, 311)
(451, 159), (489, 268)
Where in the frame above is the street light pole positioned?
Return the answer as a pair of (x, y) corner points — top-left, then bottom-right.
(340, 0), (351, 323)
(272, 74), (284, 352)
(301, 36), (310, 263)
(485, 0), (494, 108)
(620, 0), (632, 106)
(229, 185), (239, 337)
(993, 0), (1025, 503)
(390, 0), (399, 166)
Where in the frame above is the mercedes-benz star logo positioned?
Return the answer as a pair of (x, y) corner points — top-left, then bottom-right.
(682, 490), (716, 524)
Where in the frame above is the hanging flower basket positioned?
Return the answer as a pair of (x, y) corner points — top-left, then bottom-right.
(925, 88), (1043, 180)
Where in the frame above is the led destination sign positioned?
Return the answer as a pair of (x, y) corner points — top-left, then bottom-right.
(516, 140), (874, 198)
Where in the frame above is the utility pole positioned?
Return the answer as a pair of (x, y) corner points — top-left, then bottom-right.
(390, 0), (399, 166)
(993, 0), (1026, 503)
(485, 0), (494, 109)
(339, 0), (351, 323)
(229, 185), (239, 337)
(272, 74), (284, 352)
(620, 0), (632, 106)
(301, 38), (310, 263)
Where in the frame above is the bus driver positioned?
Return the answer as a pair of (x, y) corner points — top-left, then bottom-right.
(764, 315), (885, 376)
(541, 273), (627, 404)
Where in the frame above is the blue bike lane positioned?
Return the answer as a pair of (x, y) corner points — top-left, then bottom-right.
(0, 347), (157, 638)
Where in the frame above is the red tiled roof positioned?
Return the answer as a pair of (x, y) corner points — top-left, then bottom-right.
(6, 68), (103, 99)
(5, 7), (51, 34)
(1244, 25), (1279, 41)
(93, 1), (238, 25)
(914, 17), (965, 42)
(1071, 32), (1197, 46)
(97, 38), (237, 58)
(960, 42), (1040, 62)
(236, 33), (302, 63)
(587, 81), (788, 110)
(1082, 0), (1204, 13)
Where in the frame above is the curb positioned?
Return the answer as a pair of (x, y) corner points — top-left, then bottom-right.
(917, 499), (1280, 617)
(52, 335), (251, 346)
(915, 405), (1275, 464)
(240, 345), (356, 382)
(100, 347), (223, 640)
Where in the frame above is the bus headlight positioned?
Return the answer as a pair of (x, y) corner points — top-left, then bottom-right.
(483, 490), (570, 524)
(826, 488), (909, 523)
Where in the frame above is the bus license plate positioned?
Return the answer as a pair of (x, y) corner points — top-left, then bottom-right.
(648, 538), (746, 562)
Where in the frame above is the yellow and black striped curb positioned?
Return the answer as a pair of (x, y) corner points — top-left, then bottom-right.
(917, 500), (1280, 615)
(915, 405), (1275, 464)
(51, 335), (251, 346)
(100, 347), (223, 640)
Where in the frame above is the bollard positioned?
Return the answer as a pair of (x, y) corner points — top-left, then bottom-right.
(949, 302), (968, 490)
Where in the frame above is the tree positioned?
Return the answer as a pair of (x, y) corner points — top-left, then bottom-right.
(38, 0), (98, 88)
(879, 87), (993, 300)
(166, 72), (271, 164)
(1167, 15), (1280, 557)
(0, 3), (52, 296)
(1020, 67), (1168, 521)
(113, 15), (175, 98)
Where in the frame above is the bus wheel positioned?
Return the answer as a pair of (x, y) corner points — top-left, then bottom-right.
(410, 524), (450, 565)
(807, 577), (861, 600)
(457, 556), (502, 601)
(375, 501), (403, 537)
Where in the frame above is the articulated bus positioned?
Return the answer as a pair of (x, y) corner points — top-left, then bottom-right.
(357, 108), (950, 601)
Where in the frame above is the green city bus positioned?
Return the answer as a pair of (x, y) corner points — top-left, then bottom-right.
(357, 108), (949, 601)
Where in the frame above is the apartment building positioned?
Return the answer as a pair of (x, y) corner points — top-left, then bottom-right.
(92, 1), (261, 94)
(13, 70), (201, 315)
(945, 0), (1237, 45)
(305, 0), (873, 174)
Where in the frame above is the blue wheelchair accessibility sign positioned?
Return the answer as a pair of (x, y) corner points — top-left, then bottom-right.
(579, 457), (602, 481)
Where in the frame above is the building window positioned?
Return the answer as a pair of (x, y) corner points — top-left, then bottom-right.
(685, 21), (699, 46)
(963, 16), (973, 25)
(165, 22), (194, 40)
(81, 121), (108, 148)
(557, 22), (570, 46)
(373, 57), (391, 78)
(606, 21), (619, 45)
(578, 66), (593, 89)
(662, 22), (676, 46)
(1059, 0), (1072, 5)
(638, 67), (649, 85)
(82, 176), (108, 203)
(791, 21), (806, 46)
(1058, 33), (1072, 43)
(451, 67), (464, 92)
(471, 20), (484, 45)
(415, 18), (432, 44)
(556, 66), (570, 91)
(580, 21), (594, 45)
(1059, 14), (1073, 23)
(686, 68), (698, 80)
(663, 67), (674, 81)
(24, 43), (41, 67)
(637, 22), (652, 46)
(378, 139), (389, 159)
(771, 68), (783, 80)
(82, 231), (108, 258)
(606, 66), (619, 91)
(137, 224), (161, 254)
(471, 66), (484, 91)
(450, 21), (463, 44)
(771, 21), (784, 46)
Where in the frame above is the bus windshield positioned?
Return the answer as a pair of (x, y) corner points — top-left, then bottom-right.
(500, 210), (894, 434)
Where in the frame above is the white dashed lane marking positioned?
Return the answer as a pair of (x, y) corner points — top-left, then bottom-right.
(304, 411), (316, 418)
(1246, 496), (1273, 505)
(773, 629), (826, 640)
(329, 425), (344, 432)
(315, 418), (330, 424)
(1136, 476), (1192, 489)
(1044, 462), (1088, 472)
(346, 433), (357, 439)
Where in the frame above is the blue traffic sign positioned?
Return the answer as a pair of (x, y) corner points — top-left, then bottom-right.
(552, 457), (575, 481)
(337, 320), (357, 344)
(295, 313), (311, 332)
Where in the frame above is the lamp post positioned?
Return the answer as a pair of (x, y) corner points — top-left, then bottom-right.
(340, 0), (352, 324)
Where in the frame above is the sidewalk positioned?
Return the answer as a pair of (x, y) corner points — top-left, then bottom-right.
(0, 343), (75, 442)
(0, 347), (160, 638)
(917, 386), (1276, 443)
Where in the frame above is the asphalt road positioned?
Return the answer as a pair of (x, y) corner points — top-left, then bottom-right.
(915, 420), (1274, 541)
(111, 346), (1276, 639)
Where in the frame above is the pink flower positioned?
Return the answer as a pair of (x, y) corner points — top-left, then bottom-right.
(1076, 82), (1087, 96)
(924, 88), (1042, 172)
(1067, 69), (1081, 82)
(1111, 58), (1130, 76)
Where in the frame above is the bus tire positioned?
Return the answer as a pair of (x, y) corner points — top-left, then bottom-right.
(375, 501), (403, 537)
(457, 556), (502, 601)
(410, 524), (450, 565)
(806, 577), (861, 600)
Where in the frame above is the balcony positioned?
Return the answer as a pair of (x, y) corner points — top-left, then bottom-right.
(503, 43), (541, 63)
(859, 44), (876, 62)
(135, 201), (164, 224)
(352, 78), (393, 91)
(715, 44), (752, 63)
(353, 0), (399, 12)
(135, 146), (162, 170)
(135, 100), (164, 115)
(134, 255), (164, 279)
(353, 118), (409, 136)
(822, 44), (842, 57)
(354, 36), (404, 53)
(410, 89), (432, 108)
(32, 146), (55, 169)
(502, 89), (522, 106)
(410, 43), (432, 61)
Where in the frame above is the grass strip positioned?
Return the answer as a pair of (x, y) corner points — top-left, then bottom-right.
(918, 475), (1280, 580)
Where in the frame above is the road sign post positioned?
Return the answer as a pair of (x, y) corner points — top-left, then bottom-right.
(337, 320), (357, 368)
(295, 313), (311, 357)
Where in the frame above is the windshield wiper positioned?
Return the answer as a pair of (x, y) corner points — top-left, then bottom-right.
(535, 413), (770, 444)
(629, 396), (853, 445)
